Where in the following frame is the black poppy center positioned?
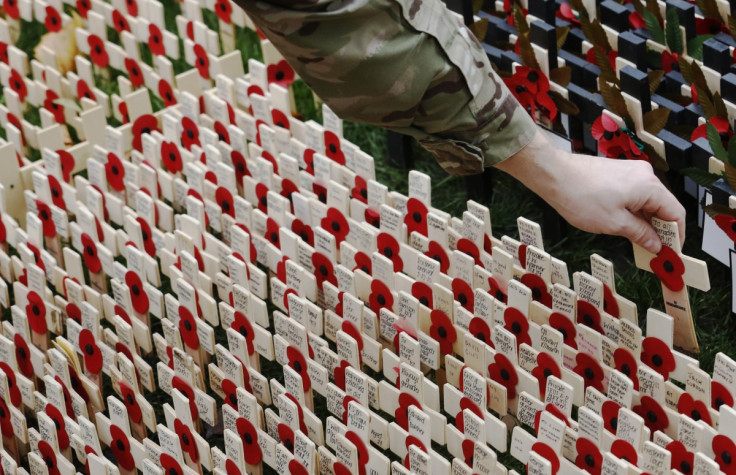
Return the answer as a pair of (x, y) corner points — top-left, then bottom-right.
(219, 2), (226, 10)
(412, 211), (422, 223)
(691, 409), (701, 421)
(621, 364), (630, 376)
(218, 133), (226, 142)
(45, 456), (54, 468)
(229, 393), (237, 404)
(319, 265), (328, 277)
(477, 332), (486, 342)
(198, 57), (205, 67)
(377, 294), (386, 306)
(95, 45), (101, 54)
(86, 246), (94, 256)
(141, 230), (149, 241)
(0, 408), (5, 418)
(53, 417), (61, 429)
(500, 369), (510, 381)
(652, 354), (663, 367)
(584, 368), (594, 380)
(284, 439), (293, 451)
(360, 188), (367, 199)
(299, 231), (309, 242)
(663, 261), (674, 273)
(527, 71), (539, 82)
(383, 247), (393, 258)
(292, 361), (302, 373)
(111, 165), (119, 175)
(543, 368), (552, 378)
(32, 304), (40, 316)
(187, 129), (195, 139)
(495, 290), (505, 301)
(419, 296), (429, 306)
(259, 196), (267, 207)
(270, 232), (278, 243)
(243, 433), (253, 445)
(585, 454), (595, 467)
(41, 210), (49, 220)
(723, 452), (732, 465)
(52, 187), (59, 198)
(184, 320), (192, 331)
(169, 469), (177, 475)
(515, 85), (526, 94)
(583, 314), (594, 326)
(603, 130), (613, 141)
(680, 461), (691, 473)
(132, 285), (140, 296)
(221, 200), (230, 212)
(458, 293), (467, 306)
(181, 434), (189, 445)
(511, 322), (522, 334)
(438, 326), (447, 338)
(85, 343), (94, 355)
(275, 71), (285, 81)
(18, 348), (25, 358)
(647, 410), (658, 423)
(531, 287), (541, 299)
(116, 440), (125, 451)
(51, 16), (57, 25)
(330, 221), (340, 233)
(716, 397), (725, 409)
(126, 394), (134, 405)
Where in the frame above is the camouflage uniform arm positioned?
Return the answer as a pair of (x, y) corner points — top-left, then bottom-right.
(236, 0), (537, 175)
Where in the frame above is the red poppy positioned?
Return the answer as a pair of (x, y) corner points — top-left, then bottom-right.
(8, 69), (27, 103)
(193, 44), (209, 79)
(285, 220), (312, 248)
(76, 79), (96, 103)
(462, 439), (476, 466)
(455, 396), (484, 433)
(46, 177), (65, 213)
(157, 141), (182, 175)
(147, 23), (166, 56)
(369, 279), (393, 314)
(575, 437), (602, 474)
(488, 352), (518, 399)
(456, 238), (482, 267)
(333, 463), (351, 475)
(0, 42), (6, 64)
(585, 45), (618, 71)
(602, 283), (619, 318)
(376, 232), (403, 272)
(333, 359), (351, 390)
(714, 214), (736, 242)
(713, 381), (734, 410)
(404, 435), (427, 467)
(345, 430), (370, 469)
(228, 151), (249, 187)
(160, 454), (183, 475)
(591, 114), (648, 161)
(577, 300), (604, 334)
(118, 102), (130, 124)
(0, 397), (11, 438)
(394, 392), (422, 430)
(14, 333), (33, 377)
(556, 2), (580, 23)
(610, 439), (637, 465)
(352, 175), (368, 203)
(267, 59), (295, 88)
(26, 291), (47, 334)
(0, 362), (20, 407)
(452, 278), (474, 312)
(44, 403), (69, 450)
(174, 418), (199, 461)
(80, 233), (102, 273)
(136, 217), (156, 258)
(44, 5), (63, 32)
(601, 400), (621, 434)
(214, 0), (232, 22)
(423, 241), (449, 273)
(66, 303), (81, 321)
(531, 442), (560, 475)
(429, 309), (457, 354)
(641, 336), (676, 380)
(252, 183), (268, 214)
(35, 200), (56, 238)
(364, 208), (380, 228)
(629, 10), (646, 29)
(38, 440), (60, 475)
(42, 89), (65, 124)
(467, 318), (491, 347)
(181, 117), (200, 150)
(280, 179), (298, 206)
(112, 9), (130, 33)
(3, 0), (19, 19)
(521, 273), (552, 307)
(125, 271), (149, 314)
(574, 352), (604, 392)
(78, 329), (103, 374)
(341, 321), (364, 353)
(713, 434), (736, 475)
(678, 392), (712, 425)
(118, 381), (142, 423)
(271, 109), (290, 131)
(301, 148), (316, 175)
(503, 66), (557, 121)
(178, 306), (199, 350)
(110, 425), (135, 470)
(88, 34), (109, 68)
(411, 281), (432, 309)
(27, 242), (45, 271)
(312, 252), (337, 291)
(504, 307), (531, 348)
(633, 395), (669, 434)
(264, 217), (280, 249)
(122, 58), (143, 90)
(613, 348), (639, 390)
(214, 121), (230, 144)
(488, 277), (508, 303)
(277, 422), (295, 452)
(404, 198), (428, 237)
(321, 207), (349, 245)
(222, 379), (241, 409)
(132, 114), (159, 152)
(531, 352), (560, 398)
(695, 16), (728, 35)
(212, 188), (234, 219)
(661, 50), (680, 73)
(286, 346), (311, 392)
(104, 152), (125, 191)
(667, 441), (694, 474)
(650, 245), (685, 292)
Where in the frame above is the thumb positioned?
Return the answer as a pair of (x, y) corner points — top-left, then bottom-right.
(619, 213), (662, 254)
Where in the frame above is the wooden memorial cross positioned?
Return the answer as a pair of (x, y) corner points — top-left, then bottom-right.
(590, 253), (637, 321)
(95, 396), (147, 475)
(159, 388), (215, 475)
(633, 217), (710, 354)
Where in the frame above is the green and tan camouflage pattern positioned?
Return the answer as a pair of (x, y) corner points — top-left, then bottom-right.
(235, 0), (537, 175)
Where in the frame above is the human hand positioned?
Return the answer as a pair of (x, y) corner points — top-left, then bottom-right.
(495, 131), (685, 253)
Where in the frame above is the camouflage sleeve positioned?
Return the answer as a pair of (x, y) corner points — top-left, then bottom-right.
(235, 0), (537, 175)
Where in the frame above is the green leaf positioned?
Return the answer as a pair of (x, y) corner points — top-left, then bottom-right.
(643, 108), (670, 135)
(643, 9), (665, 44)
(556, 27), (570, 50)
(648, 70), (664, 95)
(681, 167), (722, 186)
(686, 34), (715, 60)
(666, 8), (684, 54)
(707, 122), (728, 161)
